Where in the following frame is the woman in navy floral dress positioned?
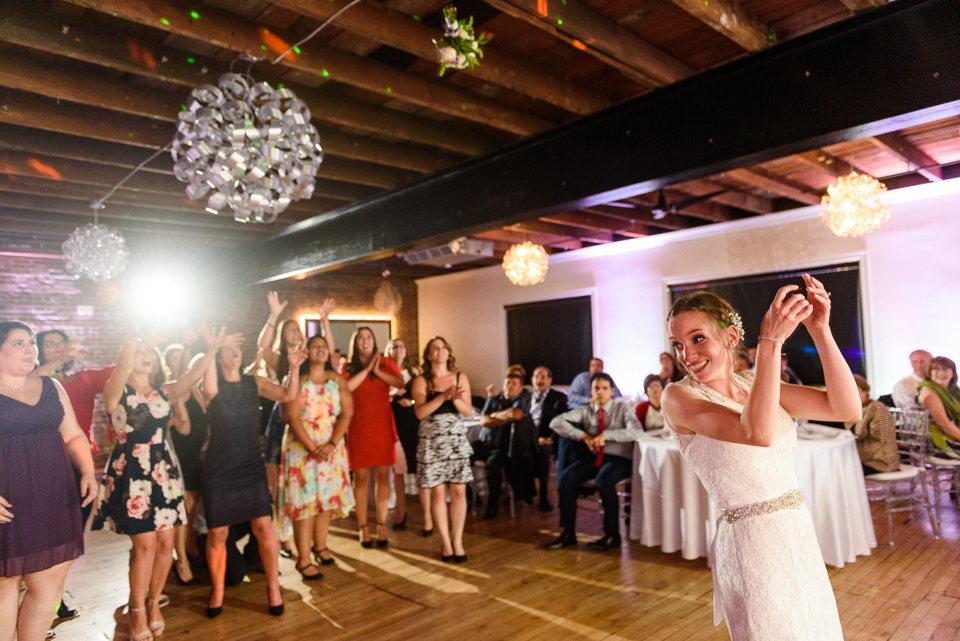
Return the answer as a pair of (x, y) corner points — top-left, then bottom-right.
(94, 326), (233, 641)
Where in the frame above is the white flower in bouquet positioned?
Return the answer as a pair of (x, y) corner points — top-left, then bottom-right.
(458, 27), (471, 39)
(439, 46), (459, 64)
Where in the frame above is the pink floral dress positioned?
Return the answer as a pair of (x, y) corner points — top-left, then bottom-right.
(93, 385), (186, 535)
(279, 377), (354, 539)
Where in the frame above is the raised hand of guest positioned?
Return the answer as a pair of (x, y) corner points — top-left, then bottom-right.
(799, 273), (831, 333)
(288, 347), (308, 371)
(0, 493), (12, 523)
(759, 285), (813, 343)
(443, 383), (463, 401)
(267, 291), (288, 319)
(486, 384), (496, 398)
(319, 297), (336, 320)
(367, 352), (380, 373)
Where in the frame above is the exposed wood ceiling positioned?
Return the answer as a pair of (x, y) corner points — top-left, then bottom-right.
(1, 0), (958, 279)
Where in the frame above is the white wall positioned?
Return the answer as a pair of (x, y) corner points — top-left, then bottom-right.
(417, 180), (960, 397)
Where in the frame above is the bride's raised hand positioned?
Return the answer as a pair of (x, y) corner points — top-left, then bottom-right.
(800, 273), (831, 333)
(760, 285), (813, 342)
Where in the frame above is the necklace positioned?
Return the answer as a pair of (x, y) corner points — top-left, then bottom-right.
(0, 378), (28, 391)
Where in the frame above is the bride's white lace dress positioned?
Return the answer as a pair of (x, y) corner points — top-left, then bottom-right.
(666, 371), (843, 640)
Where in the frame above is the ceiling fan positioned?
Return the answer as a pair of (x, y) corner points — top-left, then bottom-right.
(650, 188), (729, 219)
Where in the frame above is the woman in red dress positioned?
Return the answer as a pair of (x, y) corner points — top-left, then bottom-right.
(344, 328), (405, 548)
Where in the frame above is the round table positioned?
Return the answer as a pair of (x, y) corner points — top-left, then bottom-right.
(628, 426), (877, 567)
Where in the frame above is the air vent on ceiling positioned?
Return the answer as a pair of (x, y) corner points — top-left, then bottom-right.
(400, 237), (494, 267)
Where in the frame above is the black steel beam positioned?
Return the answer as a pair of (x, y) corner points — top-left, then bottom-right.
(248, 0), (960, 282)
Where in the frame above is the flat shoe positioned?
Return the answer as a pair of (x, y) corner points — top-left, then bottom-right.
(296, 563), (324, 582)
(313, 548), (336, 566)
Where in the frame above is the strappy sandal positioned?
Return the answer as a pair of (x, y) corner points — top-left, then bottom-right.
(127, 605), (153, 641)
(313, 548), (335, 566)
(296, 562), (324, 581)
(376, 522), (388, 549)
(146, 598), (164, 637)
(358, 522), (373, 549)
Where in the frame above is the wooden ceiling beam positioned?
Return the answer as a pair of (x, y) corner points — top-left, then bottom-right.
(793, 149), (857, 178)
(540, 210), (655, 236)
(0, 52), (413, 189)
(672, 179), (773, 214)
(0, 149), (375, 202)
(482, 0), (692, 88)
(839, 0), (888, 11)
(0, 9), (491, 162)
(721, 168), (822, 205)
(62, 0), (551, 136)
(0, 192), (267, 233)
(667, 0), (775, 52)
(270, 0), (607, 115)
(621, 192), (732, 223)
(581, 206), (691, 231)
(0, 174), (337, 220)
(871, 131), (943, 181)
(0, 207), (262, 244)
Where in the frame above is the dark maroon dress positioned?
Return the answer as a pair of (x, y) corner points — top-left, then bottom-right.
(0, 377), (84, 576)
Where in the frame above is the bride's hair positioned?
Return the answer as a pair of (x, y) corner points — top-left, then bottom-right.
(667, 292), (743, 376)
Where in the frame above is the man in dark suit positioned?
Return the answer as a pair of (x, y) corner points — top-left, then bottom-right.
(475, 365), (539, 519)
(529, 366), (569, 511)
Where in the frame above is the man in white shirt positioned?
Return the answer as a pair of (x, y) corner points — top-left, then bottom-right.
(547, 374), (642, 552)
(892, 350), (932, 407)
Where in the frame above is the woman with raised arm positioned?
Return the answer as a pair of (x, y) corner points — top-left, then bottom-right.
(344, 328), (405, 548)
(93, 325), (231, 641)
(0, 322), (97, 641)
(661, 274), (860, 640)
(411, 337), (474, 562)
(200, 332), (306, 619)
(279, 336), (354, 579)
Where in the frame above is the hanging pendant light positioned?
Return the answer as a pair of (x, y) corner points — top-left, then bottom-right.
(502, 241), (549, 286)
(62, 204), (130, 282)
(820, 171), (890, 238)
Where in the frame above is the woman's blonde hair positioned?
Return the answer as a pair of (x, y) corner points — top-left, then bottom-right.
(667, 292), (743, 375)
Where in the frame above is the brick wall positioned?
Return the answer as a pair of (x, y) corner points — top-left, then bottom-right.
(0, 234), (418, 458)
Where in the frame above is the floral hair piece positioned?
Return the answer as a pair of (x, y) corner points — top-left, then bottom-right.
(721, 311), (744, 342)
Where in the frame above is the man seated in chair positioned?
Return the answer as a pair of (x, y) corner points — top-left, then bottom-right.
(530, 366), (570, 511)
(547, 373), (642, 552)
(474, 365), (539, 519)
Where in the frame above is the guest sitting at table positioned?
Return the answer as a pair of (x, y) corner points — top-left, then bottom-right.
(475, 365), (538, 519)
(918, 356), (960, 460)
(530, 366), (569, 511)
(635, 374), (665, 432)
(892, 350), (932, 407)
(568, 358), (622, 408)
(845, 374), (899, 475)
(547, 373), (642, 552)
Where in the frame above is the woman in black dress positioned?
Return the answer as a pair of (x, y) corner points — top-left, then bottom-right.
(95, 326), (230, 641)
(0, 321), (97, 641)
(200, 334), (306, 618)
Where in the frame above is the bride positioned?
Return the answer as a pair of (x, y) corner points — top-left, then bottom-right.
(661, 274), (861, 640)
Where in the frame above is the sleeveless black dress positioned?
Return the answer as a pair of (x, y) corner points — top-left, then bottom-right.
(0, 377), (83, 576)
(200, 376), (272, 529)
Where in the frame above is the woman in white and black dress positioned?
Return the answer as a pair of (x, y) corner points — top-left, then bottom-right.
(661, 275), (860, 640)
(410, 337), (473, 562)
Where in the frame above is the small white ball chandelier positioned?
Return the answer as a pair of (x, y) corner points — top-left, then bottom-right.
(502, 241), (549, 286)
(172, 61), (324, 224)
(820, 171), (890, 238)
(62, 216), (130, 283)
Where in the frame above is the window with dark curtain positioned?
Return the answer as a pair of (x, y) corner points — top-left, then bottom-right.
(668, 263), (865, 386)
(506, 296), (592, 385)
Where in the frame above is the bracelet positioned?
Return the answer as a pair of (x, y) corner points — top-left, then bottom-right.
(758, 335), (785, 344)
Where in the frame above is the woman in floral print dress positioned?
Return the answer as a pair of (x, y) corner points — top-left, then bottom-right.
(280, 335), (354, 579)
(94, 326), (233, 641)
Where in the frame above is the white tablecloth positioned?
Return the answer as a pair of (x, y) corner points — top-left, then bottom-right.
(628, 427), (877, 567)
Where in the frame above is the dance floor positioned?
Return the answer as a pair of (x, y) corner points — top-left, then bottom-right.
(55, 497), (960, 641)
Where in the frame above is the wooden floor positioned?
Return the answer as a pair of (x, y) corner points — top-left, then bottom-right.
(53, 495), (960, 641)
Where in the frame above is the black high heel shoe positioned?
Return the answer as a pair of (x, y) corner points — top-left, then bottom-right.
(376, 522), (388, 548)
(313, 548), (336, 566)
(269, 603), (284, 616)
(392, 514), (407, 530)
(359, 523), (373, 549)
(205, 605), (223, 619)
(174, 560), (198, 586)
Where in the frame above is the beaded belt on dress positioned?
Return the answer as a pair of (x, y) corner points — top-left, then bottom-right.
(720, 489), (804, 524)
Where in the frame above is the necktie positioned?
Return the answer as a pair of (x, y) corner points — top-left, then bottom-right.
(595, 407), (606, 467)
